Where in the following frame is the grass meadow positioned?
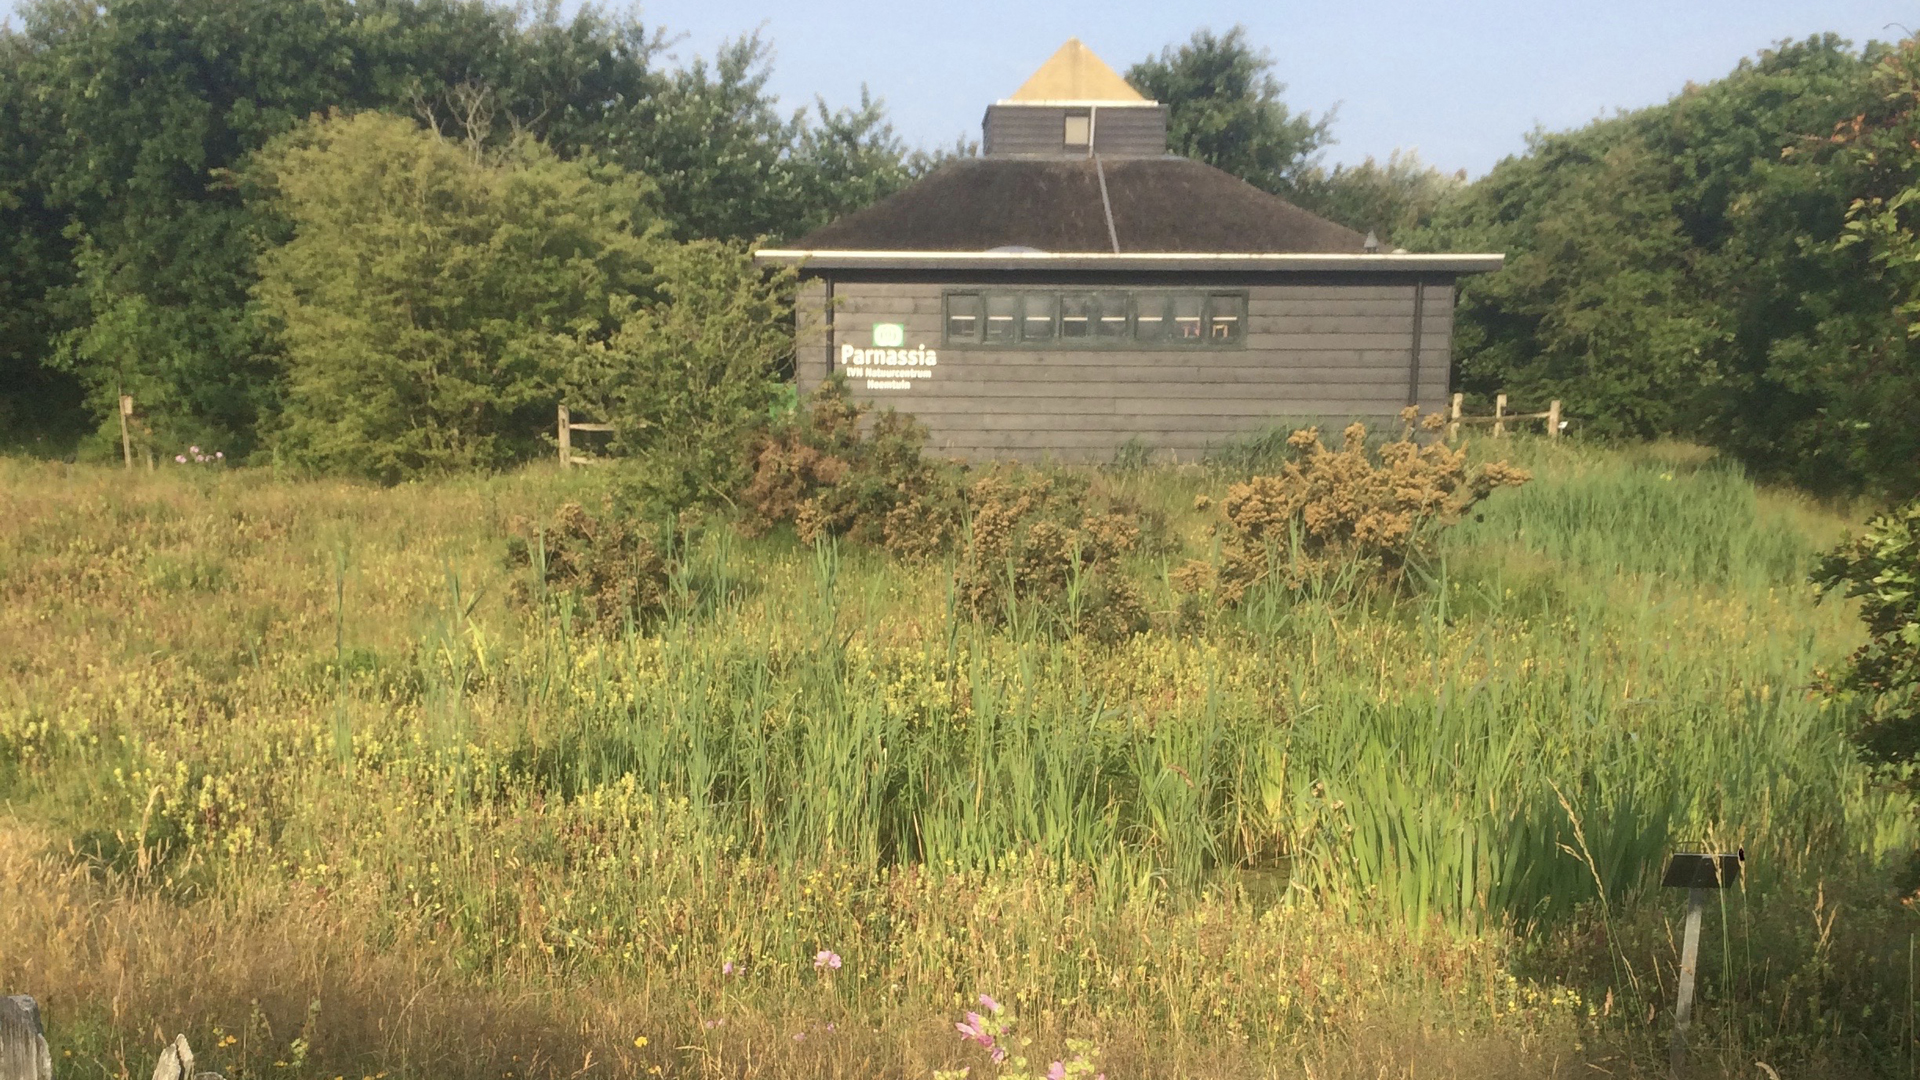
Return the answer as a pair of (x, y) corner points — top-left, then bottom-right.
(0, 437), (1914, 1079)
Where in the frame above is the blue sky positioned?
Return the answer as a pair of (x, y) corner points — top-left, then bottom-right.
(3, 0), (1910, 177)
(633, 0), (1911, 177)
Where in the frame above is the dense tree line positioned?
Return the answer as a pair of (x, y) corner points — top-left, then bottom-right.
(0, 0), (920, 461)
(1141, 29), (1920, 498)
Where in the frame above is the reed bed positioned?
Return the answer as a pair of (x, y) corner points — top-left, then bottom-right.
(0, 443), (1911, 1079)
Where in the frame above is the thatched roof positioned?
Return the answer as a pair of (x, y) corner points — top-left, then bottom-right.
(789, 157), (1367, 254)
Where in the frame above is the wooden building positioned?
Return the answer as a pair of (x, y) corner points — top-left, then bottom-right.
(755, 40), (1503, 461)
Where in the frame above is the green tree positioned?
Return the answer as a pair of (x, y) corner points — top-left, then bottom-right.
(561, 240), (797, 507)
(250, 110), (658, 480)
(8, 0), (673, 458)
(1814, 500), (1920, 784)
(1413, 123), (1720, 437)
(1417, 32), (1913, 481)
(1293, 150), (1466, 244)
(608, 33), (924, 242)
(1126, 27), (1333, 197)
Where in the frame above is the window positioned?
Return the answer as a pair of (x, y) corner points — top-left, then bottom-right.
(942, 289), (1247, 349)
(1064, 112), (1090, 148)
(1134, 294), (1165, 342)
(946, 293), (981, 340)
(1095, 293), (1129, 339)
(984, 294), (1018, 343)
(1021, 294), (1056, 341)
(1207, 293), (1244, 342)
(1171, 295), (1204, 340)
(1060, 293), (1095, 339)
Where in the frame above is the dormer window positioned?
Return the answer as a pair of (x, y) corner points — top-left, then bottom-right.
(1063, 111), (1090, 149)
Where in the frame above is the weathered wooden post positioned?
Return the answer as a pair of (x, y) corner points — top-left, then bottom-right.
(0, 995), (52, 1080)
(118, 394), (135, 470)
(1547, 399), (1562, 440)
(557, 404), (572, 468)
(1662, 848), (1743, 1076)
(1448, 392), (1463, 443)
(1492, 393), (1508, 438)
(149, 1033), (221, 1080)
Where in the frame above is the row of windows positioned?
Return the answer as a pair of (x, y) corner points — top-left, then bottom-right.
(943, 291), (1246, 347)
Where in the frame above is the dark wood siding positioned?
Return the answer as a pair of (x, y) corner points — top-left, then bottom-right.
(1090, 105), (1167, 157)
(983, 104), (1169, 158)
(798, 275), (1457, 462)
(983, 106), (1072, 156)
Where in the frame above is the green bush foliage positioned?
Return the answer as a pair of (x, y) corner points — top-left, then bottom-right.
(1814, 500), (1920, 778)
(250, 110), (657, 480)
(1419, 33), (1920, 497)
(561, 240), (797, 509)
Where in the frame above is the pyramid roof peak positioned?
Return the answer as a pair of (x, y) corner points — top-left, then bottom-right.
(1004, 39), (1148, 104)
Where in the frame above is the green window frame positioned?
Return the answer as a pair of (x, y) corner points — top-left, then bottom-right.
(941, 289), (1249, 349)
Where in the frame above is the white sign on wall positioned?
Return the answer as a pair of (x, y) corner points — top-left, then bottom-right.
(871, 322), (905, 347)
(840, 340), (937, 391)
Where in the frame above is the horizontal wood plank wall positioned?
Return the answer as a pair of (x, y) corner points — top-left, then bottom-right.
(795, 279), (829, 388)
(797, 278), (1458, 463)
(1091, 106), (1168, 157)
(983, 106), (1069, 156)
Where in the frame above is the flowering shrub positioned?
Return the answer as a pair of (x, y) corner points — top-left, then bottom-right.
(173, 445), (224, 465)
(741, 378), (962, 557)
(504, 500), (668, 629)
(1178, 408), (1530, 603)
(956, 470), (1149, 643)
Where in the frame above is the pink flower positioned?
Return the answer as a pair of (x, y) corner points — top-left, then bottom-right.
(175, 455), (187, 463)
(1047, 1062), (1065, 1080)
(722, 960), (737, 976)
(978, 994), (1001, 1014)
(792, 1032), (806, 1043)
(955, 1013), (991, 1048)
(214, 451), (224, 460)
(189, 446), (200, 454)
(813, 950), (841, 970)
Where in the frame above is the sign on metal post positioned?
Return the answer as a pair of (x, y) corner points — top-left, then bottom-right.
(118, 393), (135, 470)
(1662, 847), (1742, 1076)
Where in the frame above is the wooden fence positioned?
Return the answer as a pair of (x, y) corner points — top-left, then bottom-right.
(1447, 393), (1562, 442)
(556, 405), (614, 468)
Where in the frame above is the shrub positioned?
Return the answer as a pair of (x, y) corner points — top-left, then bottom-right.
(505, 500), (668, 629)
(956, 469), (1150, 644)
(741, 379), (963, 557)
(250, 111), (657, 481)
(561, 240), (798, 509)
(1813, 500), (1920, 777)
(1181, 408), (1530, 603)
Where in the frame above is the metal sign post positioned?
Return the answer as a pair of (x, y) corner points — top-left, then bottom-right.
(1661, 848), (1743, 1076)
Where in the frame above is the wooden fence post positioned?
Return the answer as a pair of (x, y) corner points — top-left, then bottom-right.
(1493, 393), (1507, 438)
(557, 404), (571, 468)
(1547, 399), (1562, 440)
(1448, 392), (1463, 443)
(118, 394), (135, 470)
(0, 995), (52, 1080)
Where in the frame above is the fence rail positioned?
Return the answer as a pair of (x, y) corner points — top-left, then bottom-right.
(557, 405), (614, 467)
(1447, 393), (1561, 441)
